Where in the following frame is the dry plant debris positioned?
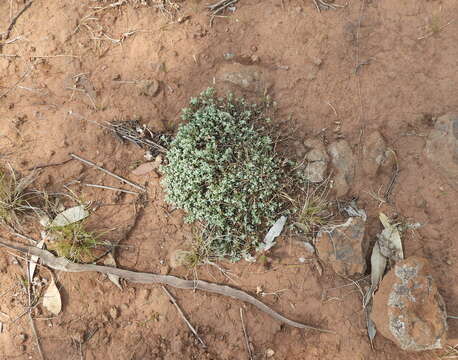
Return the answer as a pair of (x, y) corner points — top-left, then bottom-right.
(42, 277), (62, 316)
(107, 119), (170, 158)
(0, 165), (38, 227)
(0, 239), (333, 333)
(207, 0), (238, 26)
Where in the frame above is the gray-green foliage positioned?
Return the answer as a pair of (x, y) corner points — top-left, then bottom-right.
(161, 88), (282, 260)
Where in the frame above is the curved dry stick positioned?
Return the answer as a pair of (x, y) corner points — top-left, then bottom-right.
(0, 239), (333, 333)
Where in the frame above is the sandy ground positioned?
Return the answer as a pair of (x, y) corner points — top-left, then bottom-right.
(0, 0), (457, 359)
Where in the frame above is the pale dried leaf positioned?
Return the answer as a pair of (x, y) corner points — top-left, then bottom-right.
(131, 162), (156, 176)
(51, 205), (89, 227)
(367, 317), (377, 344)
(103, 253), (122, 290)
(314, 259), (323, 276)
(256, 216), (287, 252)
(39, 215), (51, 228)
(42, 278), (62, 315)
(378, 212), (404, 261)
(28, 240), (45, 283)
(370, 242), (387, 290)
(303, 242), (315, 254)
(364, 242), (387, 306)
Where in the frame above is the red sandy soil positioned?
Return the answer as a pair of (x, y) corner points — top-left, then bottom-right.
(0, 0), (457, 359)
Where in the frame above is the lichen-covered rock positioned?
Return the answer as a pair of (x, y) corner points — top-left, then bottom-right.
(328, 140), (355, 197)
(372, 257), (448, 351)
(314, 215), (367, 276)
(303, 139), (329, 183)
(425, 113), (458, 187)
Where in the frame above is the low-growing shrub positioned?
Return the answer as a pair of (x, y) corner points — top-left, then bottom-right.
(161, 89), (283, 260)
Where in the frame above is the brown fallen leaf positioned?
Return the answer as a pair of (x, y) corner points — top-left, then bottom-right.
(42, 278), (62, 315)
(131, 156), (163, 176)
(131, 162), (156, 176)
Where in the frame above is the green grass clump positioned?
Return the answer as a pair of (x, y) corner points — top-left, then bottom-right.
(161, 88), (282, 260)
(47, 222), (103, 263)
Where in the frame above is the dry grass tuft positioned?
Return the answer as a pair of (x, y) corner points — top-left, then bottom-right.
(0, 165), (38, 227)
(291, 179), (332, 237)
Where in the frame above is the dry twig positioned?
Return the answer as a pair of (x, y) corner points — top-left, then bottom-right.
(25, 260), (44, 360)
(240, 308), (254, 360)
(162, 286), (207, 348)
(208, 0), (238, 26)
(69, 153), (146, 192)
(418, 18), (456, 40)
(82, 183), (139, 195)
(2, 1), (33, 41)
(0, 65), (34, 99)
(0, 239), (333, 333)
(28, 159), (73, 171)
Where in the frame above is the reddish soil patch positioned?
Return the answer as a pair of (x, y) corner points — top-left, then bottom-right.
(0, 0), (457, 359)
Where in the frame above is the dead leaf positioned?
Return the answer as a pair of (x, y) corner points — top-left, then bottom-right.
(378, 213), (404, 261)
(266, 348), (275, 357)
(131, 162), (156, 176)
(28, 240), (45, 283)
(364, 242), (387, 306)
(42, 278), (62, 315)
(256, 216), (287, 252)
(303, 242), (315, 254)
(103, 253), (122, 290)
(51, 205), (89, 227)
(314, 259), (323, 276)
(367, 316), (377, 347)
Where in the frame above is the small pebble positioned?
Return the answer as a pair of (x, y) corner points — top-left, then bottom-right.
(313, 58), (323, 66)
(223, 53), (236, 60)
(110, 307), (119, 320)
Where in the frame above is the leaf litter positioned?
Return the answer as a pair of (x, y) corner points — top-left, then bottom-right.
(256, 216), (287, 252)
(103, 253), (123, 290)
(42, 277), (62, 315)
(364, 212), (405, 344)
(377, 212), (404, 261)
(28, 239), (45, 284)
(50, 205), (89, 227)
